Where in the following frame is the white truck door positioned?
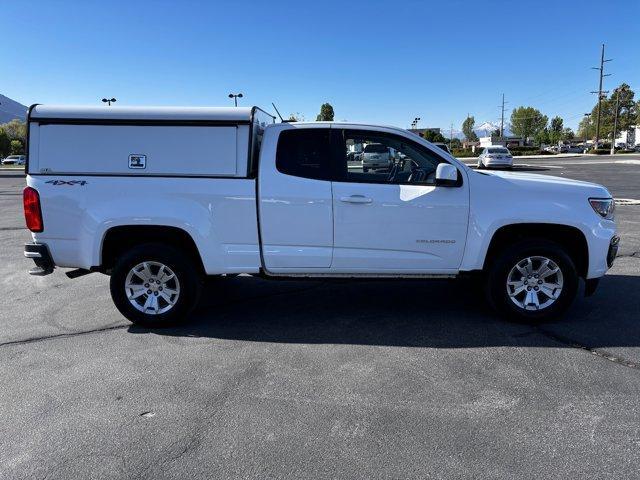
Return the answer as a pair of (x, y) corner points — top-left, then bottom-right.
(331, 128), (469, 273)
(258, 126), (334, 270)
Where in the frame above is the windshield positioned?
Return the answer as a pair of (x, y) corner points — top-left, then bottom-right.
(364, 144), (388, 153)
(488, 147), (509, 154)
(6, 156), (20, 159)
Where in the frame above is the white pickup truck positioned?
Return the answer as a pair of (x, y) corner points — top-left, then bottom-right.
(23, 105), (618, 326)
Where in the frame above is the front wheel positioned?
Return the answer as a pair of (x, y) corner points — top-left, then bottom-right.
(110, 243), (202, 327)
(485, 240), (578, 322)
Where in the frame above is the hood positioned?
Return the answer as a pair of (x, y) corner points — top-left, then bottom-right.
(475, 169), (612, 198)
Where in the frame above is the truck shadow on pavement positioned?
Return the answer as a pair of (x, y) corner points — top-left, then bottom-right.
(128, 274), (640, 351)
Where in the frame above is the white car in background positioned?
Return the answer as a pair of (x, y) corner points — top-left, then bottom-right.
(2, 155), (26, 165)
(477, 147), (513, 169)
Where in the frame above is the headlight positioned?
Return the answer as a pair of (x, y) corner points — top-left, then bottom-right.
(589, 198), (615, 219)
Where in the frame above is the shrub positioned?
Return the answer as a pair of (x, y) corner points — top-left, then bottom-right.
(508, 145), (539, 153)
(587, 149), (610, 154)
(10, 140), (23, 155)
(452, 149), (479, 158)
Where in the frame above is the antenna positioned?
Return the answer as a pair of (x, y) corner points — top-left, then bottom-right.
(271, 103), (285, 122)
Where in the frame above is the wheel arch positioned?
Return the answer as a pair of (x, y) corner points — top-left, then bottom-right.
(100, 225), (206, 275)
(483, 223), (589, 278)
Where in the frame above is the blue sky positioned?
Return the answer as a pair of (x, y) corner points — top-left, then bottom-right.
(3, 0), (639, 131)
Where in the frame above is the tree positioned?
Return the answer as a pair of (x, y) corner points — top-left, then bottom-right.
(315, 103), (334, 121)
(583, 84), (636, 142)
(534, 127), (550, 146)
(1, 119), (27, 142)
(422, 129), (446, 143)
(287, 112), (304, 122)
(461, 116), (478, 142)
(549, 116), (563, 144)
(0, 129), (10, 158)
(561, 128), (575, 141)
(510, 106), (548, 144)
(10, 139), (23, 155)
(450, 138), (462, 149)
(577, 115), (595, 141)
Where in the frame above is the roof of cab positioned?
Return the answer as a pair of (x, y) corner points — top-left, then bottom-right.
(30, 105), (255, 122)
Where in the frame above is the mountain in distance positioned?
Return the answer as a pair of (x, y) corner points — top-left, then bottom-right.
(0, 94), (28, 123)
(474, 121), (512, 137)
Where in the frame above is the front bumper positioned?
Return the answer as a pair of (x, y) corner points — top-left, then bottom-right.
(24, 243), (55, 276)
(607, 235), (620, 268)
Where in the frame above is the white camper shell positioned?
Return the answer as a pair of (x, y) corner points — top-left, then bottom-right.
(27, 105), (274, 177)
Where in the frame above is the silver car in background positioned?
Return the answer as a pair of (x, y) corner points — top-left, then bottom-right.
(477, 146), (513, 169)
(362, 143), (393, 172)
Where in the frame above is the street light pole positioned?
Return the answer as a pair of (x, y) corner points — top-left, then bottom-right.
(101, 98), (117, 106)
(583, 113), (591, 152)
(228, 93), (243, 107)
(610, 93), (621, 155)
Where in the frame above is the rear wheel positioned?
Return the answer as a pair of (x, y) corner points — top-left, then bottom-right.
(486, 240), (578, 322)
(110, 243), (202, 327)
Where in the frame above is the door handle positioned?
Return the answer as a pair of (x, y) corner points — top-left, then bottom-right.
(340, 195), (373, 204)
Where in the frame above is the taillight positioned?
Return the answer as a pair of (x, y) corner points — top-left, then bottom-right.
(23, 186), (44, 232)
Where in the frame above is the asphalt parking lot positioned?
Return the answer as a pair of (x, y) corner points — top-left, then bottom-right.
(1, 155), (639, 479)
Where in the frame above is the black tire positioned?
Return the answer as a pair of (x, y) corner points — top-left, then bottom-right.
(485, 239), (578, 323)
(109, 243), (202, 327)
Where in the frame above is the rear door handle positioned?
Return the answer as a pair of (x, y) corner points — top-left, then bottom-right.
(340, 195), (373, 204)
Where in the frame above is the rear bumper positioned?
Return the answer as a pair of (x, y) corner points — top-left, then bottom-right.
(24, 243), (55, 276)
(484, 158), (513, 167)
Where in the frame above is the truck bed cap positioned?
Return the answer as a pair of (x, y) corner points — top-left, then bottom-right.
(30, 105), (254, 123)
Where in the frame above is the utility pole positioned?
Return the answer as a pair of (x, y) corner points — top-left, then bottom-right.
(610, 93), (621, 155)
(450, 123), (454, 145)
(499, 93), (507, 140)
(591, 44), (612, 147)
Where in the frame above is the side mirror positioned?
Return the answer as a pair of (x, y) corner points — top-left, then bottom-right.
(435, 163), (459, 187)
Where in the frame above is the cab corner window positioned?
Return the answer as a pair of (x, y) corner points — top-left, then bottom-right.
(276, 129), (331, 181)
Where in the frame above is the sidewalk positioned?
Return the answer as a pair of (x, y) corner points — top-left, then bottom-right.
(459, 153), (636, 161)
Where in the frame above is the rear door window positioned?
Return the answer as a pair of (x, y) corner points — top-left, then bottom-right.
(276, 129), (332, 180)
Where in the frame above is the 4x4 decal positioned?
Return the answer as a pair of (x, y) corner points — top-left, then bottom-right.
(45, 180), (87, 186)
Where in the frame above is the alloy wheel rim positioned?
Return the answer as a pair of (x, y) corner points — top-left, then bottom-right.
(506, 256), (564, 311)
(125, 261), (180, 315)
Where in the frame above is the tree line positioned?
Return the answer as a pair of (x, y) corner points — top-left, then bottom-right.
(461, 83), (638, 146)
(0, 119), (26, 158)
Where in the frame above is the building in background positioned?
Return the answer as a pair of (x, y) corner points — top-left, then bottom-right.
(616, 126), (639, 147)
(479, 135), (524, 148)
